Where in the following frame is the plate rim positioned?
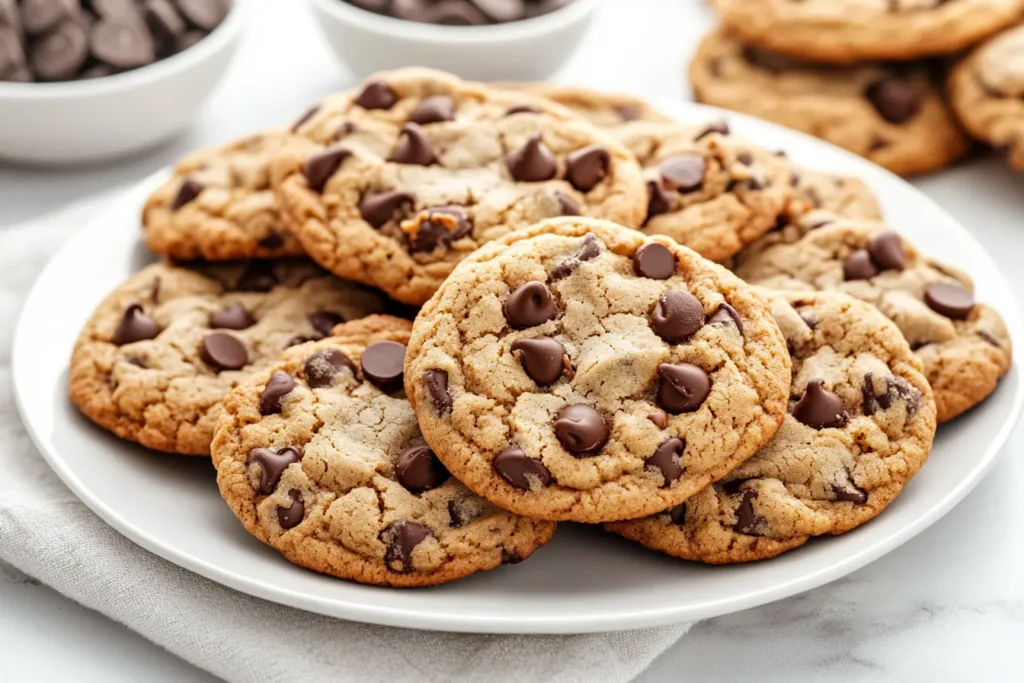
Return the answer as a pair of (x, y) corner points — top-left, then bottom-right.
(12, 101), (1024, 634)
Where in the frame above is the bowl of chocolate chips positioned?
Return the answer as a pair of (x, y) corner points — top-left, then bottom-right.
(0, 0), (245, 164)
(309, 0), (600, 81)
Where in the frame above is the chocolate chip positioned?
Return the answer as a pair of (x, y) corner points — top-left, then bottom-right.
(304, 348), (356, 388)
(354, 80), (397, 109)
(863, 372), (921, 416)
(645, 179), (673, 221)
(175, 0), (228, 31)
(32, 21), (88, 81)
(146, 0), (187, 44)
(554, 191), (580, 216)
(708, 303), (743, 335)
(505, 103), (541, 116)
(395, 444), (449, 493)
(388, 122), (436, 166)
(657, 363), (711, 414)
(843, 249), (879, 281)
(565, 145), (609, 192)
(868, 136), (890, 152)
(200, 331), (247, 371)
(659, 154), (705, 193)
(382, 520), (432, 573)
(447, 498), (473, 527)
(210, 304), (254, 330)
(22, 0), (73, 36)
(360, 190), (415, 228)
(170, 178), (203, 210)
(666, 503), (686, 525)
(291, 105), (320, 133)
(866, 232), (905, 271)
(793, 379), (848, 428)
(248, 447), (301, 495)
(469, 0), (524, 21)
(258, 232), (285, 249)
(737, 152), (753, 165)
(303, 146), (352, 192)
(90, 19), (155, 69)
(865, 76), (920, 124)
(511, 337), (568, 386)
(277, 489), (304, 529)
(616, 104), (639, 122)
(733, 489), (759, 535)
(924, 282), (974, 320)
(632, 242), (676, 279)
(286, 335), (315, 348)
(694, 120), (729, 140)
(553, 404), (609, 456)
(645, 437), (685, 486)
(505, 281), (558, 329)
(493, 446), (552, 490)
(334, 121), (357, 140)
(506, 133), (556, 182)
(550, 233), (601, 280)
(113, 304), (160, 345)
(500, 548), (523, 564)
(233, 263), (276, 294)
(978, 330), (1002, 347)
(309, 311), (344, 338)
(423, 369), (452, 414)
(832, 483), (868, 504)
(650, 290), (704, 343)
(408, 95), (455, 125)
(406, 205), (472, 253)
(648, 409), (669, 429)
(259, 371), (295, 415)
(361, 340), (405, 390)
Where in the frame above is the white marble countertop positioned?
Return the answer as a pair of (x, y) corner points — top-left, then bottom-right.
(1, 1), (1022, 681)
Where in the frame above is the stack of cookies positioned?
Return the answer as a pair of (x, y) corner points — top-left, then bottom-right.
(692, 0), (1024, 176)
(68, 68), (1012, 586)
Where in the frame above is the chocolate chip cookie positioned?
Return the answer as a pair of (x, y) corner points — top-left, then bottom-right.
(789, 168), (883, 222)
(949, 25), (1024, 170)
(69, 260), (385, 455)
(715, 0), (1024, 64)
(405, 217), (791, 522)
(614, 120), (794, 263)
(211, 319), (556, 587)
(274, 68), (648, 305)
(606, 290), (937, 563)
(734, 215), (1013, 422)
(689, 29), (968, 176)
(143, 132), (307, 261)
(495, 83), (672, 129)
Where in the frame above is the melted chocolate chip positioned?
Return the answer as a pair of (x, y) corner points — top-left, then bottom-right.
(210, 304), (254, 330)
(235, 262), (277, 292)
(648, 409), (669, 429)
(290, 104), (319, 132)
(657, 363), (711, 414)
(505, 103), (541, 116)
(793, 379), (848, 429)
(659, 154), (705, 193)
(666, 503), (686, 525)
(423, 369), (452, 414)
(924, 282), (974, 320)
(865, 76), (920, 124)
(309, 311), (345, 338)
(549, 233), (601, 280)
(406, 205), (473, 253)
(493, 446), (552, 490)
(304, 348), (356, 388)
(303, 146), (352, 193)
(650, 290), (704, 343)
(394, 444), (449, 493)
(360, 190), (415, 228)
(733, 488), (760, 535)
(645, 437), (685, 487)
(248, 446), (301, 495)
(553, 404), (609, 456)
(259, 371), (295, 415)
(504, 281), (558, 329)
(645, 179), (673, 221)
(170, 178), (203, 210)
(113, 304), (160, 345)
(277, 489), (304, 529)
(382, 520), (432, 573)
(694, 120), (729, 140)
(707, 303), (743, 335)
(511, 337), (568, 386)
(832, 483), (868, 504)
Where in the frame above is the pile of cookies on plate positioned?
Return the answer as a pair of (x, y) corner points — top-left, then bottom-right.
(68, 67), (1012, 586)
(694, 0), (1024, 176)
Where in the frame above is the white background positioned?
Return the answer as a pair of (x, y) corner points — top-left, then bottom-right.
(2, 1), (1023, 681)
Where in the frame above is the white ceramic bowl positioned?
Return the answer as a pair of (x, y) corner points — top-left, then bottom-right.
(308, 0), (601, 81)
(0, 0), (249, 166)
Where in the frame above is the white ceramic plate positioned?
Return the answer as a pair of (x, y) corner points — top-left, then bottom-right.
(13, 102), (1023, 634)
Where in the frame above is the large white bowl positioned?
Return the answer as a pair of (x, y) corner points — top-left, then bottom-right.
(0, 0), (249, 166)
(308, 0), (600, 81)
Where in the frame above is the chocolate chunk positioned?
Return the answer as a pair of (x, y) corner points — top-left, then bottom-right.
(500, 548), (522, 564)
(146, 0), (187, 43)
(32, 21), (88, 81)
(504, 281), (558, 329)
(394, 0), (488, 24)
(694, 120), (729, 140)
(247, 446), (301, 495)
(382, 520), (432, 573)
(355, 79), (397, 109)
(447, 498), (473, 527)
(388, 122), (436, 166)
(493, 446), (552, 490)
(650, 290), (704, 343)
(286, 335), (315, 348)
(258, 232), (285, 249)
(657, 363), (711, 414)
(505, 103), (541, 116)
(666, 503), (686, 525)
(632, 242), (676, 279)
(843, 249), (879, 281)
(290, 105), (320, 133)
(360, 190), (415, 228)
(733, 488), (760, 535)
(793, 379), (848, 428)
(175, 0), (228, 31)
(277, 490), (304, 529)
(924, 282), (974, 320)
(309, 311), (344, 338)
(550, 233), (601, 280)
(90, 20), (155, 69)
(506, 133), (557, 182)
(200, 331), (247, 371)
(422, 369), (452, 414)
(170, 178), (203, 210)
(360, 340), (405, 390)
(832, 483), (868, 504)
(303, 146), (352, 193)
(408, 95), (455, 125)
(708, 303), (743, 335)
(406, 205), (472, 253)
(864, 372), (921, 416)
(235, 262), (276, 292)
(553, 404), (609, 456)
(511, 336), (567, 386)
(259, 371), (295, 415)
(645, 179), (673, 221)
(565, 145), (609, 192)
(648, 409), (669, 429)
(113, 304), (160, 345)
(645, 437), (685, 487)
(22, 0), (73, 36)
(865, 76), (919, 124)
(659, 154), (705, 193)
(866, 232), (905, 271)
(210, 304), (254, 330)
(394, 444), (449, 493)
(304, 348), (356, 388)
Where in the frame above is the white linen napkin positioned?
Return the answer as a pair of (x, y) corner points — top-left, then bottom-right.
(0, 196), (691, 683)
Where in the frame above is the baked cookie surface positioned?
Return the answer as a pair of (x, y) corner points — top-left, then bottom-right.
(211, 319), (556, 587)
(606, 290), (937, 563)
(405, 217), (791, 522)
(495, 83), (672, 128)
(789, 168), (883, 222)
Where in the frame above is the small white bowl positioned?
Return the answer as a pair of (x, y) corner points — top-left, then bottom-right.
(0, 0), (249, 166)
(308, 0), (601, 82)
